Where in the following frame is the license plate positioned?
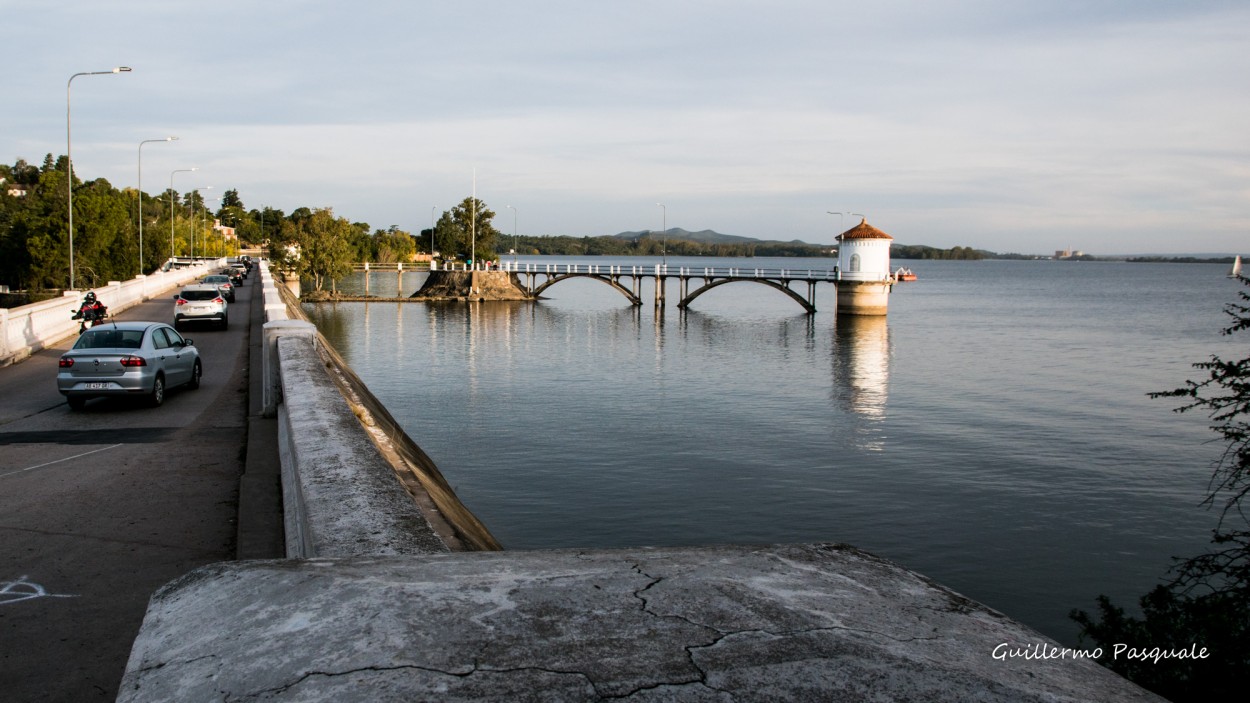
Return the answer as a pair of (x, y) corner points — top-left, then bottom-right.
(86, 383), (109, 390)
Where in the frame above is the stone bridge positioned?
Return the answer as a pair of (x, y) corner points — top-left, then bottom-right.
(505, 262), (843, 312)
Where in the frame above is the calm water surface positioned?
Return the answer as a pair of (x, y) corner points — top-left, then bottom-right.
(304, 257), (1242, 645)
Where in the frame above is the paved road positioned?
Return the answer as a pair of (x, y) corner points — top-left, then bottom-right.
(0, 275), (273, 701)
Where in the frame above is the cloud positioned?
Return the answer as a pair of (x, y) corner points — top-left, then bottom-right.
(4, 1), (1247, 252)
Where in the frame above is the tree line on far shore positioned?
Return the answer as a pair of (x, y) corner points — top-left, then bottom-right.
(500, 235), (990, 260)
(4, 153), (1003, 294)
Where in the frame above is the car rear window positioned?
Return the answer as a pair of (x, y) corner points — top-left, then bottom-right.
(180, 290), (220, 301)
(74, 329), (146, 349)
(204, 276), (229, 283)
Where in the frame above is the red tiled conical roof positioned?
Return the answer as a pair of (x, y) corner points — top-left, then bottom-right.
(836, 219), (894, 241)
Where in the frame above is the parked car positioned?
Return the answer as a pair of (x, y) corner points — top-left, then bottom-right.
(201, 274), (236, 303)
(174, 284), (229, 330)
(57, 321), (201, 409)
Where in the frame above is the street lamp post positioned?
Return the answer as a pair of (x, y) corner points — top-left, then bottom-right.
(471, 169), (477, 268)
(656, 203), (666, 265)
(201, 197), (218, 258)
(169, 168), (197, 264)
(191, 187), (213, 261)
(506, 204), (517, 265)
(430, 205), (437, 262)
(230, 211), (242, 259)
(67, 66), (131, 290)
(138, 136), (177, 276)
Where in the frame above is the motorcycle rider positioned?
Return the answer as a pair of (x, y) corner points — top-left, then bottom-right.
(72, 292), (107, 333)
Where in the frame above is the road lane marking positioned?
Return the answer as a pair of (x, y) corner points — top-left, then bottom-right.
(0, 444), (124, 479)
(0, 576), (78, 605)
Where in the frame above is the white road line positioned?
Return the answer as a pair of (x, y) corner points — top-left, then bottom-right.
(0, 444), (125, 479)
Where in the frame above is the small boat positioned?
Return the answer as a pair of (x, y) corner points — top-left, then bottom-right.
(894, 267), (917, 282)
(1230, 255), (1242, 278)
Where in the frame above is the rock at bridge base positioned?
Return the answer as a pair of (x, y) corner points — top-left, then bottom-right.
(410, 270), (532, 301)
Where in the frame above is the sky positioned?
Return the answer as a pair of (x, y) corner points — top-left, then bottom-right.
(3, 0), (1247, 255)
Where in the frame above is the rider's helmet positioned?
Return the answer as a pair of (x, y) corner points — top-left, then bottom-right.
(84, 292), (97, 303)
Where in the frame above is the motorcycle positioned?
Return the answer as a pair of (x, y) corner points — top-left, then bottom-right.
(71, 299), (109, 334)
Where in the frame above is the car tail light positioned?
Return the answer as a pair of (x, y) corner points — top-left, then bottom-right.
(59, 357), (74, 368)
(119, 355), (146, 367)
(175, 298), (187, 306)
(214, 297), (225, 304)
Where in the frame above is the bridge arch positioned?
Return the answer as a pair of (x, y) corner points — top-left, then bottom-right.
(677, 278), (816, 313)
(530, 273), (643, 306)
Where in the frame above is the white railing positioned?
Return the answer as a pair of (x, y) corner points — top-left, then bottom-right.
(0, 259), (224, 367)
(497, 261), (840, 280)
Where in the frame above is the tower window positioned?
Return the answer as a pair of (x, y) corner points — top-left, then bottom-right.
(850, 253), (861, 272)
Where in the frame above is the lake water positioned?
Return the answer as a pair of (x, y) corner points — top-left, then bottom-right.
(303, 256), (1242, 646)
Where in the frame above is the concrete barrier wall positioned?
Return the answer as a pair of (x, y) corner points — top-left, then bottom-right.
(257, 260), (464, 556)
(275, 330), (449, 557)
(0, 260), (225, 367)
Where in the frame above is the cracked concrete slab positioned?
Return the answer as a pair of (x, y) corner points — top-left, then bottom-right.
(117, 543), (1163, 702)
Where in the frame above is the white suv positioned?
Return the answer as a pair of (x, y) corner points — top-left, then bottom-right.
(173, 283), (229, 330)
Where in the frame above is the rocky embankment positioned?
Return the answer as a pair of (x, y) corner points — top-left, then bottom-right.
(409, 270), (532, 301)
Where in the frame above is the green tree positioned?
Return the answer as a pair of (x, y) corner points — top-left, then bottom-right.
(240, 205), (284, 252)
(347, 221), (373, 262)
(72, 178), (134, 284)
(373, 225), (416, 263)
(434, 197), (499, 263)
(18, 158), (73, 290)
(295, 207), (353, 291)
(220, 188), (243, 211)
(1071, 276), (1250, 701)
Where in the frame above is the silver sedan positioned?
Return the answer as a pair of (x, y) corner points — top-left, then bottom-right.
(56, 321), (202, 409)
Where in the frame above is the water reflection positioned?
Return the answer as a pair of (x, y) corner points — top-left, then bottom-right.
(831, 315), (891, 450)
(329, 270), (431, 298)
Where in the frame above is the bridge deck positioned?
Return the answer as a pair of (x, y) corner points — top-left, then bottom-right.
(503, 261), (849, 312)
(501, 261), (840, 280)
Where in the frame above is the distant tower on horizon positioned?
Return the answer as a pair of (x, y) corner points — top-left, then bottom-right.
(836, 218), (894, 316)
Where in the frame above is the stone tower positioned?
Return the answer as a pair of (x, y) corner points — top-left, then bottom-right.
(835, 218), (894, 316)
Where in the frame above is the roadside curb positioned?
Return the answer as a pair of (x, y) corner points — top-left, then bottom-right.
(236, 272), (284, 559)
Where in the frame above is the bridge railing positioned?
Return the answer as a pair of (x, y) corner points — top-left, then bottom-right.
(499, 261), (841, 280)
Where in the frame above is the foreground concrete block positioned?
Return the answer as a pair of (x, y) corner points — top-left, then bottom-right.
(117, 544), (1160, 702)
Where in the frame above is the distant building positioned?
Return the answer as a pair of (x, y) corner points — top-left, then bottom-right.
(835, 218), (895, 316)
(2, 179), (30, 198)
(213, 220), (237, 241)
(837, 219), (893, 282)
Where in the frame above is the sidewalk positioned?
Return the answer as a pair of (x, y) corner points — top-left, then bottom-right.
(236, 276), (285, 559)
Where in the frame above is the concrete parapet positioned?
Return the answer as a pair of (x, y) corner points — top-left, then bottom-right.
(263, 290), (288, 322)
(261, 319), (317, 417)
(117, 543), (1163, 702)
(259, 261), (290, 322)
(275, 330), (449, 558)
